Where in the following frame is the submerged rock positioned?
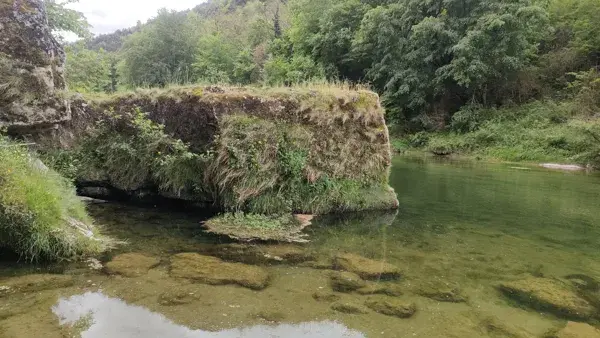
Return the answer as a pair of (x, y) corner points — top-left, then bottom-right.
(202, 244), (314, 265)
(170, 253), (270, 290)
(312, 291), (341, 302)
(551, 322), (600, 338)
(158, 289), (199, 306)
(253, 310), (286, 322)
(480, 316), (535, 338)
(105, 253), (161, 278)
(203, 213), (311, 243)
(364, 296), (417, 318)
(497, 277), (596, 320)
(356, 282), (403, 297)
(415, 280), (467, 303)
(0, 274), (73, 296)
(331, 301), (369, 314)
(330, 271), (366, 292)
(333, 253), (402, 280)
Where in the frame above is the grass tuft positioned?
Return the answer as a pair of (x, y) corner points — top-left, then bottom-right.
(0, 137), (112, 261)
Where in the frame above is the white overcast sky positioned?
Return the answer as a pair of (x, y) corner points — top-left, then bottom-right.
(67, 0), (206, 35)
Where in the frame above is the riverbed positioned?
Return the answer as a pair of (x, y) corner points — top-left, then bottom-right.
(1, 156), (600, 337)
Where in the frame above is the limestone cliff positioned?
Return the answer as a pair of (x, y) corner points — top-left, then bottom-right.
(0, 0), (70, 135)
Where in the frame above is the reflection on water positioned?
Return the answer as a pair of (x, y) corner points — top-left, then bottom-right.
(52, 292), (364, 338)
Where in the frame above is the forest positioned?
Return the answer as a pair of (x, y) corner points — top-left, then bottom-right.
(59, 0), (600, 166)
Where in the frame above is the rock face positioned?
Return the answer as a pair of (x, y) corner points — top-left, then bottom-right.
(364, 296), (417, 318)
(0, 0), (70, 134)
(497, 278), (596, 320)
(552, 322), (600, 338)
(104, 253), (161, 277)
(169, 253), (270, 290)
(330, 271), (367, 292)
(0, 274), (73, 296)
(333, 253), (402, 280)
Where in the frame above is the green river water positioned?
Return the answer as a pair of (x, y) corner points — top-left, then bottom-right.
(1, 156), (600, 337)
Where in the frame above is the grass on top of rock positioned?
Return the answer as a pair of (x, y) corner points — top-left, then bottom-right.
(203, 212), (312, 243)
(396, 100), (600, 167)
(0, 137), (111, 261)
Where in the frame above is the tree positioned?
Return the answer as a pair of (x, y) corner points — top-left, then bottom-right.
(44, 0), (91, 38)
(121, 9), (200, 87)
(65, 42), (110, 93)
(352, 0), (548, 124)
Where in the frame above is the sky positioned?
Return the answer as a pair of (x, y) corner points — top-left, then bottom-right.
(67, 0), (205, 36)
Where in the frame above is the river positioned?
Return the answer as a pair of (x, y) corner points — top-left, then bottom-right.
(1, 155), (600, 337)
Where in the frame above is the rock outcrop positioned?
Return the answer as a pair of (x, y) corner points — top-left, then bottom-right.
(0, 0), (70, 135)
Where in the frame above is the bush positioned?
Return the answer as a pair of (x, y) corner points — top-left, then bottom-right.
(0, 138), (111, 261)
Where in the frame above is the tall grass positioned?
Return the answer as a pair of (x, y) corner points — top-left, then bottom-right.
(0, 138), (110, 261)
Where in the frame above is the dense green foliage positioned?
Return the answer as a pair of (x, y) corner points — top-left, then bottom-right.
(60, 0), (599, 165)
(0, 138), (108, 261)
(210, 114), (395, 214)
(71, 108), (211, 197)
(45, 0), (91, 38)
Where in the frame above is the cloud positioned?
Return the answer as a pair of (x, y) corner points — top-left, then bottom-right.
(68, 0), (206, 35)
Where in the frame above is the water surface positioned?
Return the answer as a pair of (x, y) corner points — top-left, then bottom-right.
(1, 155), (600, 337)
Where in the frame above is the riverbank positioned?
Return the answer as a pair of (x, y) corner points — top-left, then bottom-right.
(392, 100), (600, 169)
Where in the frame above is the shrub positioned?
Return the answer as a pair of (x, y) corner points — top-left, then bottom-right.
(0, 138), (111, 261)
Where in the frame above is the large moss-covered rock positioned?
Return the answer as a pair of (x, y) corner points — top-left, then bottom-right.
(0, 0), (70, 134)
(55, 86), (398, 215)
(169, 253), (270, 290)
(497, 277), (596, 320)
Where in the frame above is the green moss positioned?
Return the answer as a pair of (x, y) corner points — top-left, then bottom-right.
(0, 138), (111, 261)
(203, 212), (311, 243)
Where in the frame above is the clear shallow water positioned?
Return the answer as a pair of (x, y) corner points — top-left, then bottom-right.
(2, 156), (600, 337)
